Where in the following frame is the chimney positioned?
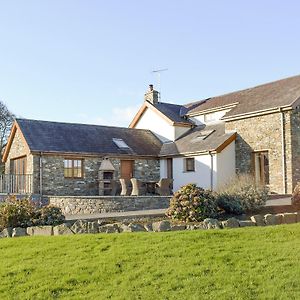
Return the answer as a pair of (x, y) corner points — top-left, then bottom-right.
(144, 84), (159, 104)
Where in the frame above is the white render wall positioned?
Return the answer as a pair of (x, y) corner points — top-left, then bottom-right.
(160, 141), (235, 192)
(134, 107), (174, 142)
(216, 141), (236, 189)
(134, 107), (190, 142)
(191, 109), (231, 125)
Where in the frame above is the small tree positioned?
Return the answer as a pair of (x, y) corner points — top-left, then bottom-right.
(0, 101), (14, 173)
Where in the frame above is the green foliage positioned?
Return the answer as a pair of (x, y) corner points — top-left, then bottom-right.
(216, 193), (244, 215)
(166, 183), (218, 222)
(1, 224), (300, 299)
(35, 206), (66, 226)
(0, 196), (65, 230)
(0, 196), (35, 230)
(292, 182), (300, 206)
(217, 175), (268, 214)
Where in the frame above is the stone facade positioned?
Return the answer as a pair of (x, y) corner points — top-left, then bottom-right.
(5, 131), (160, 196)
(225, 111), (294, 194)
(38, 156), (159, 196)
(48, 195), (171, 215)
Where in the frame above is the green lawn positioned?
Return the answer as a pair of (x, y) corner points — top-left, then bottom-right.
(1, 224), (300, 300)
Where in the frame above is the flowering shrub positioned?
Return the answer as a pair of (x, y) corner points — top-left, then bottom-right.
(0, 196), (65, 231)
(166, 183), (218, 222)
(216, 175), (268, 214)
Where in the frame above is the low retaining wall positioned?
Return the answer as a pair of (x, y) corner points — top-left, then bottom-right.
(47, 195), (172, 215)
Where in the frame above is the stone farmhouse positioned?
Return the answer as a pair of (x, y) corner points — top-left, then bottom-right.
(3, 74), (300, 196)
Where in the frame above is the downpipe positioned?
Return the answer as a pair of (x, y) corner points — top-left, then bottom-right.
(280, 109), (287, 194)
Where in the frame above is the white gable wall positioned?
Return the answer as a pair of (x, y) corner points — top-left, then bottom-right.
(134, 107), (174, 142)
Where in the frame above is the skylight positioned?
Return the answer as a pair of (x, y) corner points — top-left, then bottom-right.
(113, 138), (130, 149)
(193, 130), (215, 141)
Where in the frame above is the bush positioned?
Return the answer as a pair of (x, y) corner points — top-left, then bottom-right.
(166, 183), (218, 222)
(216, 193), (244, 215)
(0, 196), (35, 230)
(216, 175), (268, 214)
(0, 196), (65, 231)
(36, 206), (65, 226)
(292, 183), (300, 207)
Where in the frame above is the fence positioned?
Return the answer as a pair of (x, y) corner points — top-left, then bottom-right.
(0, 174), (33, 194)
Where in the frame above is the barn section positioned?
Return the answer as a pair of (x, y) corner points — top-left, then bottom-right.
(2, 119), (162, 196)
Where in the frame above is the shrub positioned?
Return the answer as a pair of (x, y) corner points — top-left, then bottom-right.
(291, 183), (300, 207)
(36, 206), (65, 226)
(0, 196), (65, 231)
(166, 183), (218, 222)
(0, 196), (36, 230)
(216, 175), (268, 214)
(216, 193), (244, 215)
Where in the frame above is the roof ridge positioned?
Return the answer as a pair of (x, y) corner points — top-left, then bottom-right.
(184, 73), (300, 108)
(16, 118), (155, 133)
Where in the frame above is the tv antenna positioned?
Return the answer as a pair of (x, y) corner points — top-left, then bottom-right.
(151, 68), (168, 101)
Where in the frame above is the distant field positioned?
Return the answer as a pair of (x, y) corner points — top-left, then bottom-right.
(1, 224), (300, 299)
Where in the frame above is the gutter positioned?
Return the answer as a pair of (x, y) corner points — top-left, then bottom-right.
(39, 152), (43, 195)
(209, 151), (214, 190)
(222, 105), (292, 122)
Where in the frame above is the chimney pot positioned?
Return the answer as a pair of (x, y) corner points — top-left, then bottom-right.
(144, 84), (159, 104)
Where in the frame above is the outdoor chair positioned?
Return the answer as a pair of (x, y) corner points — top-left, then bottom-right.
(130, 178), (146, 196)
(110, 179), (118, 196)
(155, 178), (173, 196)
(119, 178), (131, 196)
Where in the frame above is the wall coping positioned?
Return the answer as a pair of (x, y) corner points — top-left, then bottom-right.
(45, 195), (173, 199)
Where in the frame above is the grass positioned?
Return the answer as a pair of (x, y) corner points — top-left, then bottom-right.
(1, 224), (300, 299)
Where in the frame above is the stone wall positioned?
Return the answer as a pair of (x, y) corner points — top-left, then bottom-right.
(38, 155), (160, 196)
(291, 110), (300, 188)
(225, 111), (293, 194)
(48, 195), (171, 215)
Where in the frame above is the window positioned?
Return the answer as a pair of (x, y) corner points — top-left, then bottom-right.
(113, 138), (130, 149)
(64, 159), (83, 178)
(184, 158), (195, 172)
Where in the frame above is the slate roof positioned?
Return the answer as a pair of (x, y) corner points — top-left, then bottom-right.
(16, 119), (162, 156)
(160, 123), (235, 156)
(152, 102), (193, 125)
(186, 74), (300, 118)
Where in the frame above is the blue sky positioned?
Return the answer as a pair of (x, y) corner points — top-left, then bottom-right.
(1, 1), (300, 126)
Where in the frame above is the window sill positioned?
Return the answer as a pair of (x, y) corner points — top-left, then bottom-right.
(183, 170), (195, 173)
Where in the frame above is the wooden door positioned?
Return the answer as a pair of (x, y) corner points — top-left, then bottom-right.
(167, 158), (173, 179)
(253, 151), (269, 186)
(120, 160), (134, 180)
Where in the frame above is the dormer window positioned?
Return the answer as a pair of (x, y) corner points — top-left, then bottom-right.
(113, 138), (130, 149)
